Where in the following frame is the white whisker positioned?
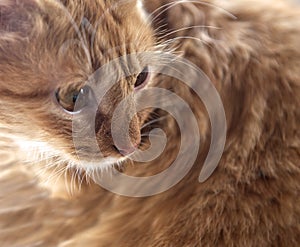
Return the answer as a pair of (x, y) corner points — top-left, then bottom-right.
(148, 0), (236, 24)
(159, 25), (222, 40)
(141, 116), (168, 130)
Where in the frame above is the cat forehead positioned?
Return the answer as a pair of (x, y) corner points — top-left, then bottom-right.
(0, 0), (152, 95)
(0, 0), (149, 49)
(0, 0), (149, 52)
(0, 0), (145, 27)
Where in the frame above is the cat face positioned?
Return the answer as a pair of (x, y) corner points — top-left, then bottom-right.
(0, 0), (156, 170)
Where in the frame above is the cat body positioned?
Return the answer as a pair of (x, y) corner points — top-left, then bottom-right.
(0, 0), (299, 246)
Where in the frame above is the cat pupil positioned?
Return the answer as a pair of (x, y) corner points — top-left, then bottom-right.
(56, 87), (90, 113)
(73, 92), (79, 103)
(135, 67), (149, 88)
(73, 87), (89, 111)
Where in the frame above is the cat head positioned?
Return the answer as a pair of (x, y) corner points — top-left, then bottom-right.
(0, 0), (157, 171)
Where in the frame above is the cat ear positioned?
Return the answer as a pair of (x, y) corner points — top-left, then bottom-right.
(0, 0), (38, 36)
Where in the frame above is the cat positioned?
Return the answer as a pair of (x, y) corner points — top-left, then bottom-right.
(0, 0), (299, 246)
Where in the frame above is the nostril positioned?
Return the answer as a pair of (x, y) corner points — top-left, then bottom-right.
(112, 145), (119, 153)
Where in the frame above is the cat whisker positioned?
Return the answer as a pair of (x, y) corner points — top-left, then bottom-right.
(141, 116), (168, 130)
(153, 42), (182, 57)
(44, 166), (65, 186)
(153, 23), (169, 36)
(51, 166), (67, 186)
(64, 167), (71, 196)
(141, 133), (164, 138)
(159, 25), (222, 40)
(161, 35), (211, 48)
(148, 0), (236, 24)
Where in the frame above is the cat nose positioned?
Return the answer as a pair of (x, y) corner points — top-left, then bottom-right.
(114, 144), (138, 156)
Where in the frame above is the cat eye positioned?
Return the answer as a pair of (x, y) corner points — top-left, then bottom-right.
(56, 86), (91, 113)
(135, 67), (150, 89)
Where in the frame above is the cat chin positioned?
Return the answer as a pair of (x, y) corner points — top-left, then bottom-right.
(14, 138), (126, 172)
(72, 156), (127, 173)
(13, 138), (127, 197)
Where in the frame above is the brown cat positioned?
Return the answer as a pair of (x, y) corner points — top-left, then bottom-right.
(0, 0), (299, 246)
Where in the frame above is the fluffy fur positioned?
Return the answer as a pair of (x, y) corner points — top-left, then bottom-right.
(0, 0), (299, 246)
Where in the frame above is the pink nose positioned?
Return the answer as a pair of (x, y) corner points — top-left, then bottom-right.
(117, 146), (137, 156)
